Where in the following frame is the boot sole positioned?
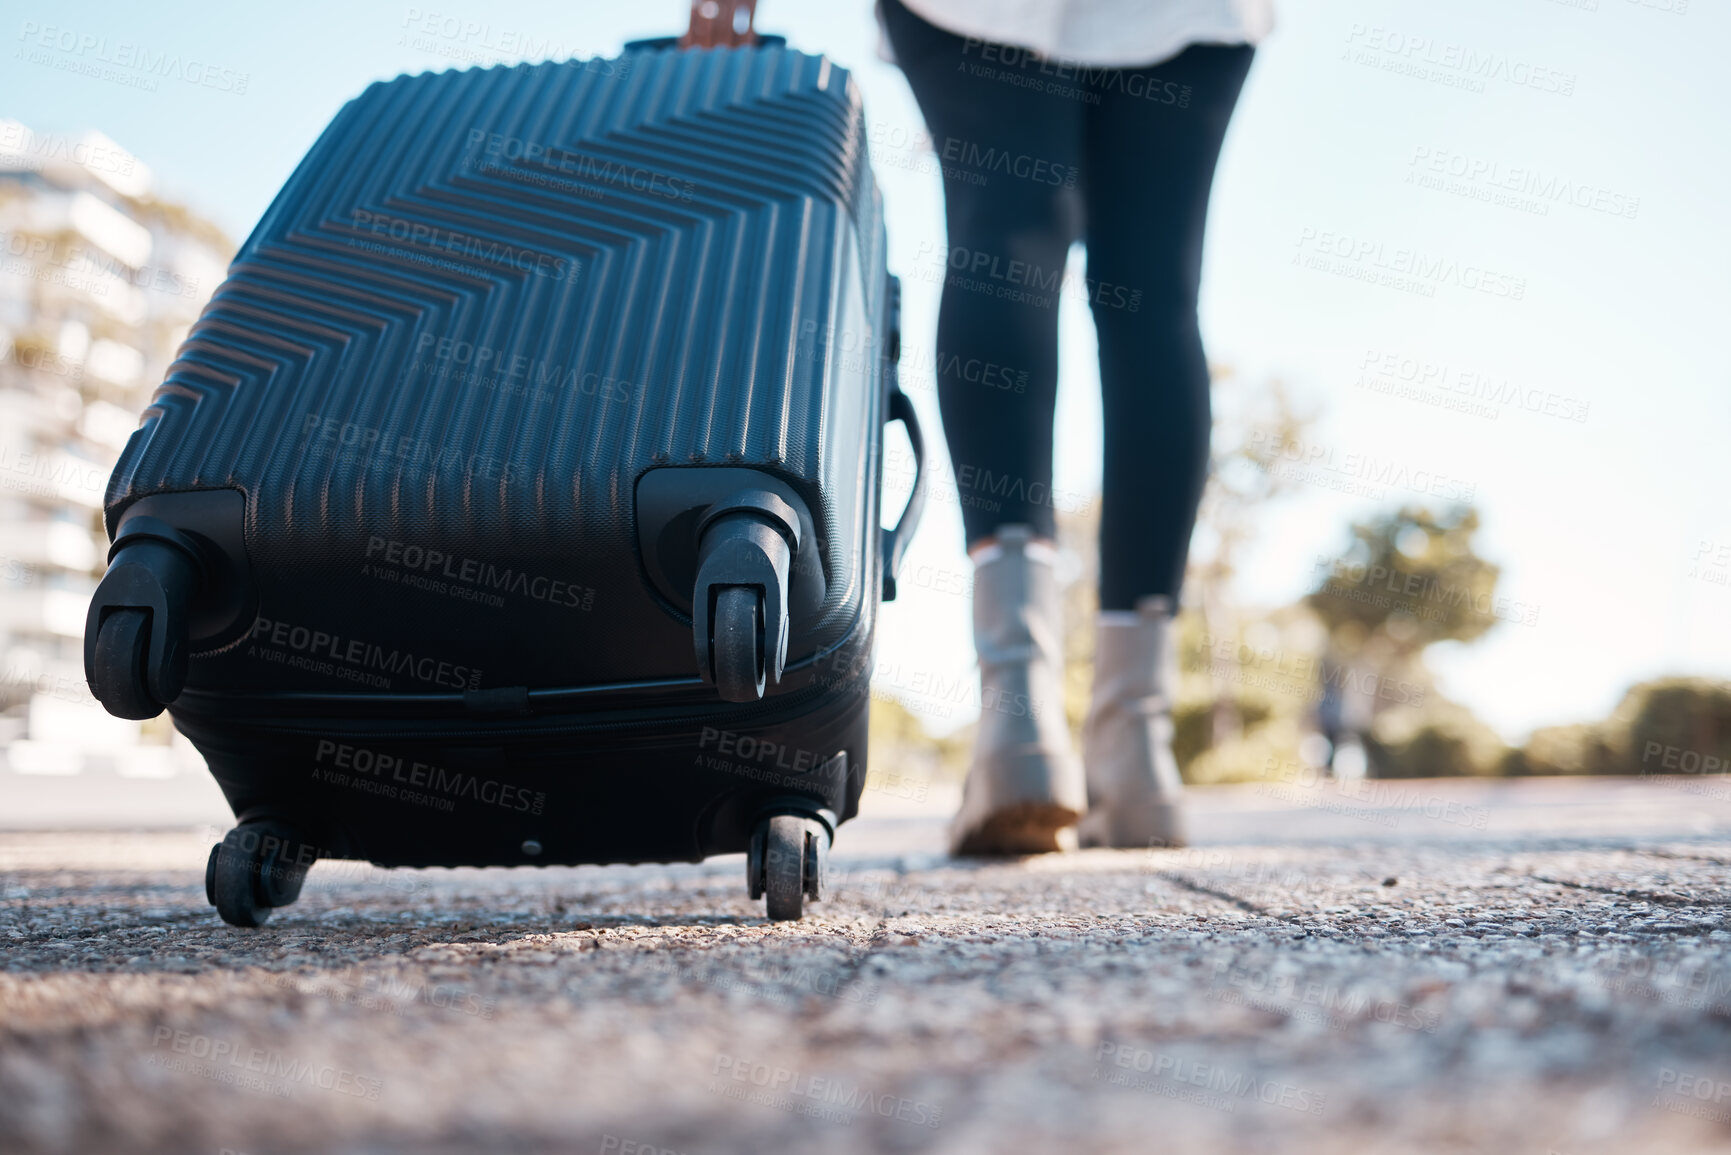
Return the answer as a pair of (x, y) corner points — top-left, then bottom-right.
(952, 801), (1082, 857)
(1077, 802), (1187, 850)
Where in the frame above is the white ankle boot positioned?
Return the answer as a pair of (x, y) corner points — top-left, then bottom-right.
(949, 525), (1085, 855)
(1078, 595), (1188, 849)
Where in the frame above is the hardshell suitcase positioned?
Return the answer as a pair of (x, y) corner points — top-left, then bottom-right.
(83, 37), (926, 923)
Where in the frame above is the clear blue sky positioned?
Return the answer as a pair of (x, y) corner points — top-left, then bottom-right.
(6, 0), (1729, 740)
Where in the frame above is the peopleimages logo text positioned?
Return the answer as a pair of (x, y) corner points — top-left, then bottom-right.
(1293, 228), (1526, 300)
(411, 333), (633, 403)
(301, 414), (522, 485)
(711, 1054), (943, 1128)
(149, 1028), (381, 1098)
(0, 122), (136, 175)
(17, 22), (251, 93)
(365, 535), (595, 610)
(463, 129), (695, 202)
(314, 740), (545, 815)
(349, 209), (577, 282)
(248, 616), (481, 691)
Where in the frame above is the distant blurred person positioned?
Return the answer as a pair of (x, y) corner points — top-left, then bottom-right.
(879, 0), (1269, 854)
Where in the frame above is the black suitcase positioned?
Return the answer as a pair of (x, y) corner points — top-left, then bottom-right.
(82, 36), (926, 923)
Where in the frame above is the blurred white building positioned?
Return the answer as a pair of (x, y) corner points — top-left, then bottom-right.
(0, 121), (230, 778)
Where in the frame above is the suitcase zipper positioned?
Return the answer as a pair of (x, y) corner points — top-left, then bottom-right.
(171, 665), (870, 744)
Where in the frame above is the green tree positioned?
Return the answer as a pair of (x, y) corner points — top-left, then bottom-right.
(1306, 504), (1502, 655)
(1307, 505), (1510, 778)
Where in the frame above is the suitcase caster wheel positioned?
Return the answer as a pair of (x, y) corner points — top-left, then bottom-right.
(204, 822), (315, 928)
(711, 586), (765, 702)
(750, 814), (827, 922)
(89, 609), (161, 720)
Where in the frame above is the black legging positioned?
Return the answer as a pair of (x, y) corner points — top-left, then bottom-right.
(881, 0), (1253, 609)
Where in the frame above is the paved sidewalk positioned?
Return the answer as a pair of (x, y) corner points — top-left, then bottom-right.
(3, 776), (1731, 1154)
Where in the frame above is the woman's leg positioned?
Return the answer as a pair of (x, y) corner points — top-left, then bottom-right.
(882, 0), (1088, 854)
(1076, 44), (1254, 849)
(1081, 44), (1254, 608)
(880, 0), (1084, 547)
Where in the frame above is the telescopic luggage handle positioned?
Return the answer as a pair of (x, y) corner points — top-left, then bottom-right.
(679, 0), (758, 48)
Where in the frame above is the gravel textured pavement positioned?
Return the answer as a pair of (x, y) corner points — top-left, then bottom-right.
(4, 775), (1731, 1154)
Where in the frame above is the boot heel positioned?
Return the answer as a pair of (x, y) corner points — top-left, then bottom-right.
(957, 799), (1082, 856)
(948, 526), (1085, 857)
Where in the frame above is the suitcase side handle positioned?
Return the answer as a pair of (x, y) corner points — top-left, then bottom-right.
(880, 386), (927, 602)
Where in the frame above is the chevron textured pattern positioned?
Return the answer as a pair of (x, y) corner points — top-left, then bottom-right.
(102, 46), (890, 689)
